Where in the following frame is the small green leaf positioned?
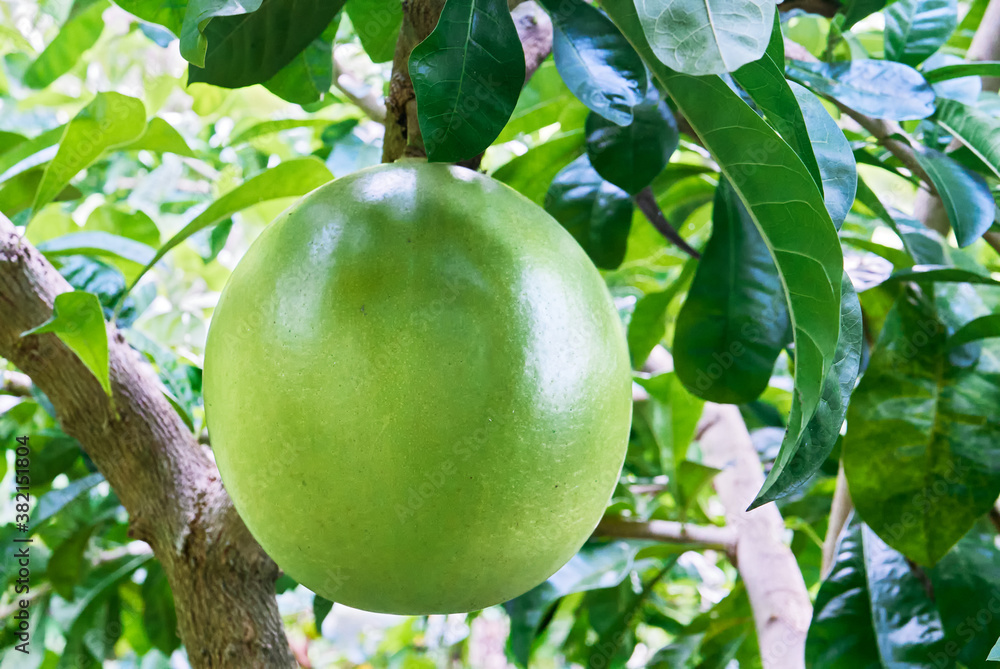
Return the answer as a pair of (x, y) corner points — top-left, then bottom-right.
(947, 314), (1000, 348)
(884, 0), (957, 67)
(22, 292), (111, 396)
(923, 60), (1000, 82)
(914, 147), (995, 247)
(636, 373), (704, 505)
(313, 595), (334, 629)
(0, 126), (64, 182)
(31, 92), (146, 217)
(540, 0), (647, 125)
(119, 117), (195, 157)
(544, 154), (633, 270)
(24, 0), (108, 89)
(635, 0), (775, 75)
(584, 84), (678, 195)
(38, 231), (158, 266)
(934, 98), (1000, 180)
(627, 259), (696, 367)
(493, 130), (583, 204)
(112, 0), (184, 36)
(230, 119), (337, 145)
(28, 472), (105, 531)
(409, 0), (525, 162)
(787, 59), (936, 120)
(346, 0), (402, 63)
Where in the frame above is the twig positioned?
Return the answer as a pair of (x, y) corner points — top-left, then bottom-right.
(820, 461), (853, 578)
(634, 187), (701, 259)
(594, 517), (737, 553)
(332, 54), (387, 124)
(1, 370), (32, 397)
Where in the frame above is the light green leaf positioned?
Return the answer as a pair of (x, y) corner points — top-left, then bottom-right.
(38, 231), (157, 266)
(31, 93), (146, 217)
(22, 291), (111, 396)
(605, 0), (843, 467)
(636, 373), (704, 505)
(635, 0), (775, 75)
(346, 0), (402, 63)
(230, 119), (338, 145)
(884, 0), (957, 67)
(126, 157), (334, 293)
(118, 117), (195, 157)
(28, 472), (105, 531)
(492, 130), (584, 204)
(914, 147), (994, 248)
(24, 0), (108, 89)
(0, 126), (64, 183)
(934, 98), (1000, 180)
(409, 0), (525, 162)
(627, 258), (695, 367)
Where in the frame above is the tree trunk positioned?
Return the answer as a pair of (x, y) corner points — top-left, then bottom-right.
(0, 217), (295, 668)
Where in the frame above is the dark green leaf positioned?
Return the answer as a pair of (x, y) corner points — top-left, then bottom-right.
(843, 290), (1000, 565)
(884, 0), (957, 67)
(186, 0), (345, 89)
(28, 472), (104, 532)
(22, 292), (111, 396)
(47, 526), (95, 599)
(544, 154), (633, 270)
(346, 0), (402, 63)
(142, 562), (180, 654)
(947, 314), (1000, 348)
(753, 274), (862, 505)
(180, 0), (264, 67)
(626, 258), (695, 367)
(24, 0), (107, 89)
(635, 0), (774, 75)
(841, 0), (886, 28)
(914, 148), (995, 247)
(263, 13), (340, 105)
(540, 0), (646, 126)
(787, 59), (936, 121)
(674, 178), (788, 404)
(409, 0), (524, 162)
(883, 265), (1000, 285)
(584, 84), (678, 195)
(923, 60), (1000, 82)
(313, 595), (333, 629)
(934, 98), (1000, 180)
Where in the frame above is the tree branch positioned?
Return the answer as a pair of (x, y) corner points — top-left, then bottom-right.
(820, 461), (852, 578)
(1, 369), (32, 396)
(332, 53), (387, 124)
(697, 403), (812, 669)
(594, 517), (737, 553)
(0, 217), (295, 668)
(634, 187), (702, 259)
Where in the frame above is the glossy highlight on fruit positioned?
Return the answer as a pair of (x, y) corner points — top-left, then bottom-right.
(204, 162), (632, 614)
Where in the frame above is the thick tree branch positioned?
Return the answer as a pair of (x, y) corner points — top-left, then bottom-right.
(594, 517), (737, 553)
(697, 403), (812, 669)
(0, 218), (295, 668)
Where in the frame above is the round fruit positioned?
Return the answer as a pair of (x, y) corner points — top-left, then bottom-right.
(204, 161), (632, 614)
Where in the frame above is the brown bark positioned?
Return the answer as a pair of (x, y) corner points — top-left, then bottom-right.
(0, 218), (294, 668)
(594, 517), (737, 553)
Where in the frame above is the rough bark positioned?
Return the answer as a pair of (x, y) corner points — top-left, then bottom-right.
(0, 218), (295, 668)
(697, 403), (812, 669)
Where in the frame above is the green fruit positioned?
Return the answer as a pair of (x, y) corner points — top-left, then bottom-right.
(204, 162), (632, 614)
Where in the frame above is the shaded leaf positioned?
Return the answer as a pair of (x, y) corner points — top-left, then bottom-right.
(409, 0), (524, 162)
(947, 314), (1000, 348)
(180, 0), (264, 67)
(113, 0), (184, 36)
(934, 98), (1000, 180)
(346, 0), (402, 63)
(884, 0), (957, 67)
(923, 60), (1000, 82)
(914, 147), (994, 247)
(263, 13), (340, 105)
(313, 595), (333, 629)
(28, 472), (105, 532)
(787, 59), (936, 120)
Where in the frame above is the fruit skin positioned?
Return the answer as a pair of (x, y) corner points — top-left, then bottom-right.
(204, 162), (632, 614)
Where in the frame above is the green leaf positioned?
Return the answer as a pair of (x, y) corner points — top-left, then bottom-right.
(28, 472), (104, 531)
(540, 0), (647, 125)
(605, 0), (842, 465)
(753, 274), (862, 505)
(923, 60), (1000, 82)
(0, 168), (81, 218)
(142, 562), (180, 654)
(346, 0), (402, 63)
(914, 147), (995, 248)
(84, 204), (160, 246)
(790, 82), (857, 228)
(31, 92), (146, 217)
(787, 60), (936, 120)
(492, 130), (584, 205)
(186, 0), (345, 89)
(884, 0), (957, 67)
(883, 265), (1000, 285)
(126, 157), (333, 294)
(843, 290), (1000, 565)
(313, 595), (333, 629)
(263, 12), (340, 105)
(495, 60), (583, 143)
(933, 98), (1000, 180)
(180, 0), (264, 67)
(118, 117), (195, 157)
(112, 0), (184, 36)
(38, 231), (158, 266)
(635, 0), (775, 75)
(229, 118), (338, 145)
(0, 126), (64, 182)
(22, 292), (111, 396)
(409, 0), (525, 163)
(24, 0), (108, 89)
(544, 154), (633, 270)
(673, 178), (789, 404)
(584, 84), (678, 195)
(47, 526), (96, 599)
(732, 14), (822, 190)
(841, 0), (886, 28)
(636, 373), (704, 505)
(947, 314), (1000, 348)
(627, 259), (696, 367)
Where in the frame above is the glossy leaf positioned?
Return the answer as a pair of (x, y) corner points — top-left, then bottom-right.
(263, 14), (339, 105)
(934, 98), (1000, 179)
(635, 0), (775, 76)
(790, 82), (857, 228)
(187, 0), (345, 89)
(119, 117), (195, 157)
(841, 0), (886, 28)
(22, 292), (111, 396)
(923, 60), (1000, 82)
(24, 0), (107, 90)
(31, 93), (146, 217)
(605, 0), (842, 458)
(346, 0), (402, 62)
(787, 59), (936, 120)
(884, 0), (957, 67)
(732, 15), (822, 189)
(914, 148), (994, 247)
(180, 0), (264, 67)
(753, 274), (862, 505)
(584, 84), (678, 195)
(674, 178), (788, 404)
(409, 0), (525, 162)
(544, 154), (634, 270)
(843, 289), (1000, 565)
(541, 0), (647, 126)
(113, 0), (184, 36)
(127, 157), (332, 296)
(948, 314), (1000, 348)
